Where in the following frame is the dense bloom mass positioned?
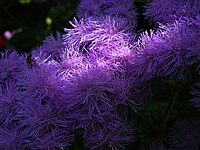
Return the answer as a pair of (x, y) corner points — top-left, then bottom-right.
(132, 18), (199, 81)
(0, 0), (200, 149)
(144, 0), (200, 24)
(77, 0), (138, 26)
(83, 114), (134, 150)
(0, 50), (26, 81)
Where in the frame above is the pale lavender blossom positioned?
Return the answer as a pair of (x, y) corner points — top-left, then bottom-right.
(63, 65), (115, 119)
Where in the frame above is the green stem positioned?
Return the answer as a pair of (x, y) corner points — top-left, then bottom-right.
(160, 82), (183, 142)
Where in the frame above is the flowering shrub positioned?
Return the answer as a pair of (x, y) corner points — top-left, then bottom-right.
(0, 0), (199, 149)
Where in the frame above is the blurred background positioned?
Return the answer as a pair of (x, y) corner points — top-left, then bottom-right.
(0, 0), (79, 53)
(0, 0), (148, 53)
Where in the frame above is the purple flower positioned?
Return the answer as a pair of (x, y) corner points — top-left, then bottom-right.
(192, 15), (200, 74)
(15, 63), (74, 148)
(63, 65), (115, 119)
(0, 125), (28, 149)
(144, 0), (200, 24)
(17, 100), (59, 129)
(84, 115), (134, 150)
(18, 64), (63, 102)
(0, 50), (26, 81)
(63, 15), (134, 64)
(190, 82), (200, 110)
(103, 0), (138, 26)
(32, 32), (65, 63)
(42, 32), (65, 60)
(58, 53), (88, 81)
(86, 16), (134, 58)
(156, 19), (199, 80)
(111, 77), (147, 113)
(77, 0), (106, 19)
(169, 119), (200, 150)
(63, 17), (97, 55)
(131, 29), (167, 81)
(0, 79), (20, 126)
(31, 46), (51, 65)
(25, 128), (74, 149)
(132, 18), (199, 81)
(77, 0), (137, 26)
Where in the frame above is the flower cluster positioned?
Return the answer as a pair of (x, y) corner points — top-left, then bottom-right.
(144, 0), (200, 24)
(0, 0), (199, 149)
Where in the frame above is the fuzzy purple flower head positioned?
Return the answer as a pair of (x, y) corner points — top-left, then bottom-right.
(77, 0), (106, 19)
(144, 0), (200, 24)
(77, 0), (138, 26)
(25, 128), (74, 150)
(0, 79), (20, 126)
(63, 15), (135, 74)
(32, 32), (65, 63)
(84, 114), (134, 150)
(0, 125), (28, 149)
(63, 65), (115, 119)
(132, 18), (199, 81)
(0, 50), (26, 81)
(103, 0), (138, 25)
